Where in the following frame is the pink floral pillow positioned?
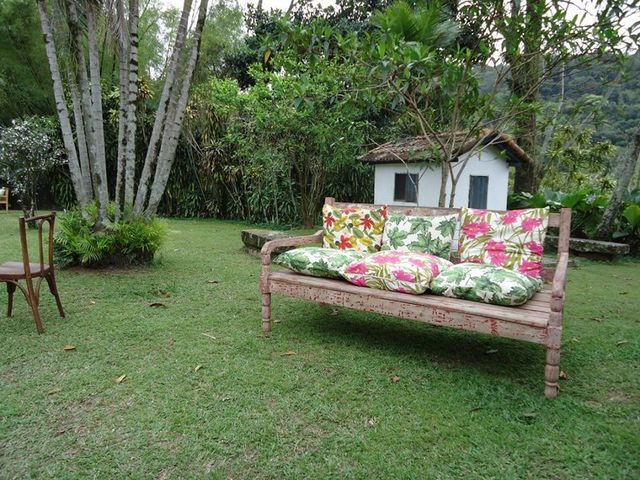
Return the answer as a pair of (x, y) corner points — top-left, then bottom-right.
(341, 251), (452, 294)
(458, 207), (549, 278)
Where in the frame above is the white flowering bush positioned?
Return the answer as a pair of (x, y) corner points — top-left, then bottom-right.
(0, 117), (64, 219)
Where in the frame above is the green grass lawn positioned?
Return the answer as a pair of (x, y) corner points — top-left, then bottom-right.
(0, 212), (638, 479)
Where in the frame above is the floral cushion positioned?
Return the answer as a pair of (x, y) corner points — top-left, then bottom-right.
(342, 251), (452, 294)
(274, 247), (367, 279)
(322, 204), (387, 253)
(381, 213), (458, 259)
(458, 207), (549, 278)
(430, 263), (541, 306)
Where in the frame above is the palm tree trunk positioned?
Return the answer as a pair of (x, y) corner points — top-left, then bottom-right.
(66, 0), (94, 201)
(115, 0), (129, 220)
(36, 0), (90, 208)
(87, 6), (110, 223)
(123, 0), (140, 207)
(145, 0), (209, 218)
(133, 0), (194, 216)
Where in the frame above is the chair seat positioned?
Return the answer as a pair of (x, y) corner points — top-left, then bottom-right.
(0, 261), (50, 280)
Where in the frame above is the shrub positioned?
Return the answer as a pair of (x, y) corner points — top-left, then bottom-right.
(54, 205), (166, 268)
(0, 116), (64, 218)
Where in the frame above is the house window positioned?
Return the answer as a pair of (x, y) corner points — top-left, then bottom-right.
(468, 176), (489, 209)
(394, 173), (418, 203)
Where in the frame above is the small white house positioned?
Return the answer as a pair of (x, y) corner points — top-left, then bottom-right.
(361, 131), (531, 210)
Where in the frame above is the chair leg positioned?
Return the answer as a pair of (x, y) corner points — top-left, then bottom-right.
(6, 282), (16, 317)
(23, 280), (44, 334)
(45, 273), (65, 318)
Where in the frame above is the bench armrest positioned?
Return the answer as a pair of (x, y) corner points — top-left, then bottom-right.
(260, 230), (323, 263)
(550, 252), (569, 317)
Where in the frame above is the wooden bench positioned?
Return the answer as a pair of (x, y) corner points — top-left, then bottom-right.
(260, 197), (572, 398)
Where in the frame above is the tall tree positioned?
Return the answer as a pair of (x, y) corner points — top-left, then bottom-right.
(36, 0), (209, 223)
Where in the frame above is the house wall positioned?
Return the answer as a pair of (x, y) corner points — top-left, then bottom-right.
(373, 147), (510, 210)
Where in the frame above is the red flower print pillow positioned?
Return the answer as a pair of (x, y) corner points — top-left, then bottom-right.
(322, 204), (388, 253)
(341, 251), (452, 294)
(458, 207), (550, 278)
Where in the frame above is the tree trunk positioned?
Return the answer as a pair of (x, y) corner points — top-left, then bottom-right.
(36, 0), (90, 208)
(133, 0), (194, 216)
(123, 0), (140, 207)
(595, 127), (640, 240)
(115, 0), (129, 220)
(87, 7), (110, 223)
(438, 160), (450, 207)
(145, 0), (209, 218)
(508, 0), (544, 194)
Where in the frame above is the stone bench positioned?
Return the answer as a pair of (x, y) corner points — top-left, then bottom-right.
(545, 235), (629, 260)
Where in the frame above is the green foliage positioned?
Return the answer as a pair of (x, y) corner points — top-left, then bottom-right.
(167, 58), (374, 226)
(0, 116), (63, 217)
(54, 205), (166, 268)
(542, 125), (616, 192)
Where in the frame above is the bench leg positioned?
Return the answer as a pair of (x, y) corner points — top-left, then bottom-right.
(544, 347), (560, 398)
(262, 293), (271, 333)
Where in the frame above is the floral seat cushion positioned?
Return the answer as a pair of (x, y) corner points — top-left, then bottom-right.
(322, 204), (387, 253)
(430, 263), (541, 306)
(381, 213), (458, 259)
(274, 247), (367, 279)
(458, 207), (549, 278)
(342, 251), (452, 294)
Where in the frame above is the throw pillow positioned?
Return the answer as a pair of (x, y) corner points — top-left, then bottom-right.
(458, 207), (549, 277)
(341, 250), (452, 294)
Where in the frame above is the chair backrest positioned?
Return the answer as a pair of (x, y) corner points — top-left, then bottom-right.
(18, 213), (56, 280)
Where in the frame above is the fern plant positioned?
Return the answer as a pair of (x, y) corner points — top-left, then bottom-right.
(54, 205), (166, 268)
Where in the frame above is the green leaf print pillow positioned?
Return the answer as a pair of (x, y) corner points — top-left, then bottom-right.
(381, 213), (458, 259)
(429, 263), (541, 306)
(274, 247), (367, 279)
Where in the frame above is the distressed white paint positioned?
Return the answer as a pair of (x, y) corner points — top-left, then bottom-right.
(373, 146), (510, 210)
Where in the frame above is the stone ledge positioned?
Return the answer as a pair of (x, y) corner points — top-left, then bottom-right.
(545, 235), (629, 259)
(241, 229), (294, 257)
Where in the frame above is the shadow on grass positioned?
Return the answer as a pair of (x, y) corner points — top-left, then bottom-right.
(287, 305), (546, 388)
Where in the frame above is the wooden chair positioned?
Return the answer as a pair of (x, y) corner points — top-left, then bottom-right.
(0, 213), (65, 333)
(0, 187), (8, 213)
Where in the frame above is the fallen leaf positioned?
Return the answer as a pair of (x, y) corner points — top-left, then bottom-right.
(274, 319), (282, 324)
(158, 290), (171, 298)
(522, 412), (537, 419)
(559, 370), (569, 380)
(48, 387), (61, 395)
(329, 309), (339, 316)
(616, 340), (628, 346)
(149, 302), (166, 308)
(365, 417), (378, 427)
(619, 291), (628, 295)
(63, 344), (76, 352)
(201, 333), (216, 340)
(280, 351), (297, 356)
(469, 406), (483, 413)
(116, 374), (127, 384)
(485, 349), (499, 354)
(206, 280), (220, 284)
(590, 317), (605, 322)
(89, 300), (96, 305)
(390, 375), (401, 383)
(194, 364), (203, 372)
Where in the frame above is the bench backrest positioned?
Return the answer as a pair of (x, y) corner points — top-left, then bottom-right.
(325, 197), (572, 282)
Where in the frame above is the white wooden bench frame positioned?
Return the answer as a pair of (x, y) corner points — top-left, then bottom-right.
(260, 197), (572, 398)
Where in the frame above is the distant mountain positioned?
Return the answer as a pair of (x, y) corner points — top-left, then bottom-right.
(478, 53), (640, 147)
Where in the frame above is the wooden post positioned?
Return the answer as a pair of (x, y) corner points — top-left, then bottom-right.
(545, 208), (572, 398)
